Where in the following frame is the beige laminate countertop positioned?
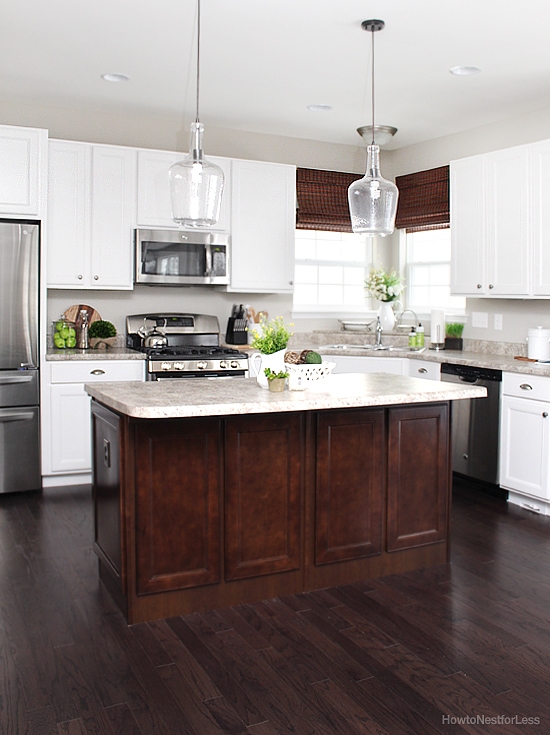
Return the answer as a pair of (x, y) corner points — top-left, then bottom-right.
(46, 346), (145, 361)
(85, 372), (486, 420)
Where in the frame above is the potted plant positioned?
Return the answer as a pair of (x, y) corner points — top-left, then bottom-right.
(264, 367), (289, 392)
(250, 316), (293, 388)
(445, 322), (465, 351)
(88, 320), (117, 349)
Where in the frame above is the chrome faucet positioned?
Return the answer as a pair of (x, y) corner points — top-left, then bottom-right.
(374, 316), (384, 348)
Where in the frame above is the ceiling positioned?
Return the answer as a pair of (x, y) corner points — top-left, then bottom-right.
(3, 0), (550, 151)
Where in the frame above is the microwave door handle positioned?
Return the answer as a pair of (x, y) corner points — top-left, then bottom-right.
(205, 243), (212, 278)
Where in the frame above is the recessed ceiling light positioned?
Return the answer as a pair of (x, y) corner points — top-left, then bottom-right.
(307, 104), (333, 112)
(101, 73), (130, 83)
(449, 66), (481, 76)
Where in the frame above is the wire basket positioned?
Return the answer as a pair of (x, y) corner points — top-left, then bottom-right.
(286, 361), (335, 389)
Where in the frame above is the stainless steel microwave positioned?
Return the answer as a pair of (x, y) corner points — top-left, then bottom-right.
(135, 229), (229, 286)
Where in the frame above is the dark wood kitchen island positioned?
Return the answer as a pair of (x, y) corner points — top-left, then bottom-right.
(86, 373), (485, 624)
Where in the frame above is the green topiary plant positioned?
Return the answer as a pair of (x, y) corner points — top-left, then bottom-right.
(445, 322), (464, 338)
(88, 320), (117, 339)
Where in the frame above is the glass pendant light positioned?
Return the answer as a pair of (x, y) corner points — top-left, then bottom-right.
(348, 20), (398, 237)
(168, 0), (224, 227)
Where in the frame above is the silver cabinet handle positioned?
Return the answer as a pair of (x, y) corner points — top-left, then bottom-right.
(90, 369), (106, 376)
(543, 412), (548, 418)
(78, 274), (83, 280)
(94, 275), (99, 281)
(477, 283), (482, 289)
(418, 367), (428, 374)
(520, 383), (533, 391)
(489, 284), (494, 289)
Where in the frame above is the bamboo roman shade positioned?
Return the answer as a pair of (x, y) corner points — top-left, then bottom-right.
(395, 165), (450, 232)
(296, 167), (362, 232)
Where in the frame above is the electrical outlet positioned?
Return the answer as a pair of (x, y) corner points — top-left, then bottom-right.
(494, 314), (503, 331)
(472, 312), (488, 328)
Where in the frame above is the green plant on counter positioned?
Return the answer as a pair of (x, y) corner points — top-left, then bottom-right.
(264, 368), (289, 381)
(445, 322), (465, 338)
(88, 320), (117, 339)
(250, 315), (293, 354)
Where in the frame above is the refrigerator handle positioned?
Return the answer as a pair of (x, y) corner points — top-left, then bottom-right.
(19, 226), (37, 368)
(0, 373), (34, 385)
(0, 409), (35, 422)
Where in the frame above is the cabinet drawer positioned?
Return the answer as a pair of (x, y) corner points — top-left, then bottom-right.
(408, 359), (441, 381)
(50, 360), (144, 384)
(502, 371), (550, 401)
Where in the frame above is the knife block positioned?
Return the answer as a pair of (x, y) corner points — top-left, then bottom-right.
(225, 317), (248, 345)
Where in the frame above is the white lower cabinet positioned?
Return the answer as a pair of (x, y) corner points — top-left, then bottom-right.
(42, 360), (144, 484)
(408, 359), (441, 381)
(499, 372), (550, 514)
(321, 355), (407, 375)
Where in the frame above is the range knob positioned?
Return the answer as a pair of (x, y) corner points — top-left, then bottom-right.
(220, 360), (228, 369)
(197, 361), (208, 370)
(173, 362), (185, 371)
(161, 362), (172, 371)
(230, 360), (240, 369)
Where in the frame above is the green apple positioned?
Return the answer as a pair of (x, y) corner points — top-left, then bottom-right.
(54, 335), (66, 349)
(66, 336), (76, 348)
(60, 326), (70, 340)
(68, 327), (76, 338)
(55, 320), (64, 332)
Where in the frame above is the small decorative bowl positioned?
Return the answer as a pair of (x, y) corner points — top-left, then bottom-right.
(286, 361), (335, 391)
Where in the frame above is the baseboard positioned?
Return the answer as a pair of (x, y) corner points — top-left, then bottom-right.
(42, 473), (92, 487)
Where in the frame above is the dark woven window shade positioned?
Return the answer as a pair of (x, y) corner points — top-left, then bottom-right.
(395, 165), (450, 232)
(296, 167), (362, 233)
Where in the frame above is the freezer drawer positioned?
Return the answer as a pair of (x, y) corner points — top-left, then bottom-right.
(0, 369), (39, 407)
(0, 404), (40, 493)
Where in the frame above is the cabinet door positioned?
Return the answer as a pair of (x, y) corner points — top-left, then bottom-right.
(224, 413), (303, 580)
(230, 159), (296, 292)
(531, 140), (550, 296)
(49, 383), (92, 473)
(315, 409), (384, 563)
(47, 140), (90, 287)
(485, 146), (530, 296)
(387, 403), (449, 551)
(90, 145), (136, 289)
(134, 417), (221, 594)
(136, 148), (231, 231)
(0, 125), (46, 216)
(499, 395), (550, 500)
(450, 155), (487, 295)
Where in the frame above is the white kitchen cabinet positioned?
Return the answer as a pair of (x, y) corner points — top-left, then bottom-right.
(320, 355), (407, 375)
(0, 124), (47, 217)
(451, 146), (530, 297)
(499, 372), (550, 514)
(42, 360), (144, 483)
(136, 148), (232, 232)
(47, 140), (136, 289)
(531, 139), (550, 296)
(408, 359), (441, 381)
(229, 159), (296, 293)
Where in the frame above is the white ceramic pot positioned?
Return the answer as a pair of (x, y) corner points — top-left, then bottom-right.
(250, 348), (287, 388)
(527, 327), (550, 361)
(377, 300), (400, 332)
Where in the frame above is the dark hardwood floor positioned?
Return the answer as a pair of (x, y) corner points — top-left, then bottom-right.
(1, 479), (549, 734)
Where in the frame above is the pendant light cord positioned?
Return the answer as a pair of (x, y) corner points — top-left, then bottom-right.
(195, 0), (201, 123)
(370, 27), (375, 145)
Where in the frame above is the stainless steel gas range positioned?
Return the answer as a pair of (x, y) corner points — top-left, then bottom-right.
(126, 313), (249, 380)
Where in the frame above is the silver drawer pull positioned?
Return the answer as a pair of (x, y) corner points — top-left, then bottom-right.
(519, 383), (533, 391)
(418, 367), (428, 374)
(543, 412), (548, 418)
(90, 369), (106, 376)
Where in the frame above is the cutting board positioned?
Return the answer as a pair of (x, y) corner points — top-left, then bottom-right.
(62, 304), (101, 325)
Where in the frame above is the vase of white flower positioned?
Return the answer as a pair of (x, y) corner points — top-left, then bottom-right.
(365, 268), (404, 332)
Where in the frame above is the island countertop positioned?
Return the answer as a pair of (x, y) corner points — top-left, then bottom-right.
(85, 372), (486, 419)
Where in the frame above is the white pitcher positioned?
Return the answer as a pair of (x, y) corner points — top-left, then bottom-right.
(250, 349), (286, 388)
(377, 300), (401, 332)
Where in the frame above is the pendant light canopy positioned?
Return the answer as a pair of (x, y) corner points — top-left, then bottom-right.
(168, 0), (224, 228)
(348, 20), (398, 237)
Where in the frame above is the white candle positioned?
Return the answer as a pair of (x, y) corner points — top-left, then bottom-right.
(431, 309), (445, 345)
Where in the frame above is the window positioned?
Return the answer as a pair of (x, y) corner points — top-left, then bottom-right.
(293, 229), (372, 314)
(402, 228), (465, 313)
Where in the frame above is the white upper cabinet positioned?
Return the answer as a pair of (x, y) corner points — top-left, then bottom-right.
(531, 139), (550, 296)
(47, 140), (136, 289)
(229, 159), (296, 293)
(0, 124), (47, 217)
(451, 145), (530, 297)
(136, 148), (231, 232)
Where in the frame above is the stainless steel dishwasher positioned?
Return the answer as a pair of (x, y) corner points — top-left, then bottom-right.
(440, 363), (502, 485)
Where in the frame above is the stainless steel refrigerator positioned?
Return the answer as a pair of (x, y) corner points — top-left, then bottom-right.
(0, 220), (41, 493)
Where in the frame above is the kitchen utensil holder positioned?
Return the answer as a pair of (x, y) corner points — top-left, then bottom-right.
(225, 317), (248, 345)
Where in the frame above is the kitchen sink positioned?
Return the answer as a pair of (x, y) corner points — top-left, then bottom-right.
(319, 344), (424, 353)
